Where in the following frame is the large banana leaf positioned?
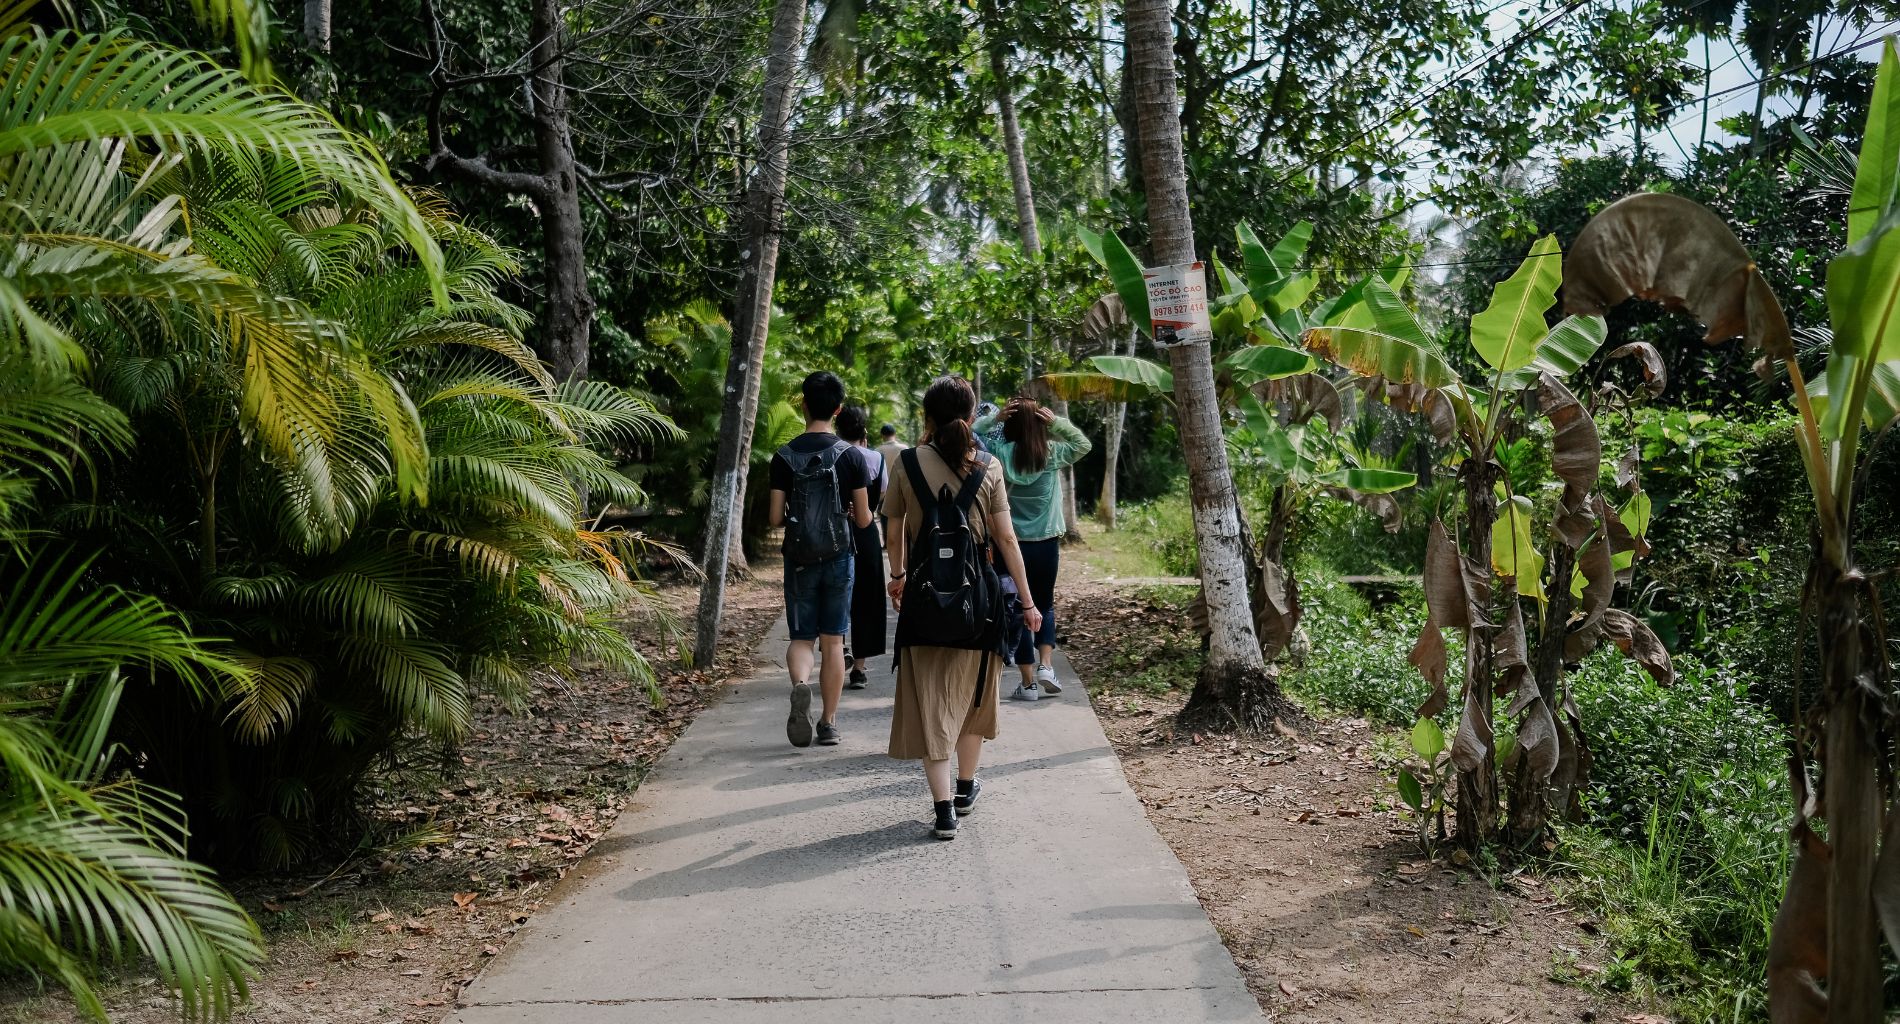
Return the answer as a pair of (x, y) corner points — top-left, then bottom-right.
(1041, 353), (1176, 402)
(1303, 277), (1459, 389)
(1825, 40), (1900, 439)
(1078, 226), (1150, 335)
(1040, 371), (1153, 402)
(1234, 221), (1315, 316)
(1497, 315), (1610, 392)
(1315, 467), (1415, 493)
(1805, 358), (1900, 429)
(1221, 344), (1317, 383)
(1491, 493), (1546, 606)
(1850, 38), (1900, 247)
(1470, 234), (1562, 372)
(1824, 211), (1900, 438)
(1089, 354), (1173, 393)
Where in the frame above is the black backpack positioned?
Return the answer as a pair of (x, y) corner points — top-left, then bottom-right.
(894, 448), (1003, 653)
(778, 439), (855, 565)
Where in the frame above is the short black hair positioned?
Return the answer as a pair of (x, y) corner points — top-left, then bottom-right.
(836, 405), (868, 443)
(880, 423), (896, 437)
(801, 371), (845, 420)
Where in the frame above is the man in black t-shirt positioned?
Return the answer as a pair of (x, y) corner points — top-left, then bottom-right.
(768, 372), (873, 748)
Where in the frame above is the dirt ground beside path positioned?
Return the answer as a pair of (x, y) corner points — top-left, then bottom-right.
(1061, 552), (1651, 1024)
(3, 568), (784, 1024)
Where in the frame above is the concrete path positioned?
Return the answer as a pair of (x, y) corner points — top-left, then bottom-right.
(450, 614), (1262, 1023)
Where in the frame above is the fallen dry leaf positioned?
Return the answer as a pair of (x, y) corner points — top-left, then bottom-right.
(1278, 981), (1299, 997)
(369, 910), (394, 923)
(452, 892), (478, 908)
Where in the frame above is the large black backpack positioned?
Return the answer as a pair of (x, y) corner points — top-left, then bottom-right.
(778, 439), (855, 565)
(894, 448), (1003, 653)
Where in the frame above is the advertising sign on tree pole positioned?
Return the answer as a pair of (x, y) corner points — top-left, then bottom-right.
(1145, 261), (1212, 347)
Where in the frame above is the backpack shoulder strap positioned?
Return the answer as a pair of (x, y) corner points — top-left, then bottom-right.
(815, 438), (851, 469)
(952, 453), (989, 515)
(900, 447), (934, 512)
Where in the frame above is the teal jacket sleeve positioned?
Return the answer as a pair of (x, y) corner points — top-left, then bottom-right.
(973, 412), (1002, 437)
(1047, 415), (1093, 469)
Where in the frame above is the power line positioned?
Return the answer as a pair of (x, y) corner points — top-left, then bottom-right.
(1599, 24), (1896, 139)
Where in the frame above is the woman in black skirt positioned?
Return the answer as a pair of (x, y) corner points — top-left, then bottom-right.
(835, 406), (887, 689)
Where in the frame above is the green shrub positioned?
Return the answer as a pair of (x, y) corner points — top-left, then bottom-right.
(1287, 549), (1789, 1021)
(1121, 490), (1199, 578)
(1281, 557), (1447, 725)
(1560, 650), (1787, 1021)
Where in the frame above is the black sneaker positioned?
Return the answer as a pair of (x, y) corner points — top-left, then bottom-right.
(847, 667), (868, 690)
(954, 778), (982, 816)
(932, 800), (958, 840)
(787, 682), (814, 748)
(816, 720), (841, 746)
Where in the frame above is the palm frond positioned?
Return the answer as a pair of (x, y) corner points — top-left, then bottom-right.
(0, 549), (245, 698)
(0, 796), (263, 1018)
(0, 30), (444, 302)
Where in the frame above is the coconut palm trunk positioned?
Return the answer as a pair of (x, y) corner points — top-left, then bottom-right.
(692, 0), (808, 668)
(987, 22), (1084, 539)
(1096, 326), (1134, 527)
(1125, 0), (1281, 731)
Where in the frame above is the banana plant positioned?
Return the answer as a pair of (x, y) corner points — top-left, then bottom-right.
(1303, 237), (1668, 849)
(1056, 221), (1413, 660)
(1498, 376), (1670, 845)
(1558, 43), (1900, 1020)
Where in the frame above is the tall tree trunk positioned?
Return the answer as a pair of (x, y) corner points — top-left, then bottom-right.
(302, 0), (332, 101)
(303, 0), (331, 53)
(987, 28), (1083, 540)
(1126, 0), (1279, 732)
(1457, 463), (1501, 846)
(529, 0), (591, 384)
(421, 0), (589, 383)
(1096, 328), (1133, 527)
(692, 0), (808, 668)
(990, 40), (1041, 257)
(1814, 559), (1882, 1022)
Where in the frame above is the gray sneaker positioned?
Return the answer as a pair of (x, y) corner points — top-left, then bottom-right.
(1036, 664), (1061, 695)
(816, 720), (841, 746)
(787, 682), (815, 747)
(847, 667), (868, 690)
(1009, 682), (1041, 702)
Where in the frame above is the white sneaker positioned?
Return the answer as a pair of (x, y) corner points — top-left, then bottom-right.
(1036, 664), (1061, 695)
(1009, 682), (1041, 702)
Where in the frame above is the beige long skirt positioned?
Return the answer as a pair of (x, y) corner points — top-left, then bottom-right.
(887, 646), (1003, 761)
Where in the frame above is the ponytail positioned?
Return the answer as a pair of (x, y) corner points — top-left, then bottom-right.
(922, 375), (978, 471)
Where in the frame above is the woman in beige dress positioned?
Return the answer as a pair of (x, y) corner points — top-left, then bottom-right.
(882, 376), (1042, 840)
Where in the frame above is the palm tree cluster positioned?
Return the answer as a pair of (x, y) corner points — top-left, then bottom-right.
(0, 14), (676, 1015)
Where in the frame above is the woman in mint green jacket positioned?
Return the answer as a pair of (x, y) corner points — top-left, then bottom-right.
(975, 397), (1092, 701)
